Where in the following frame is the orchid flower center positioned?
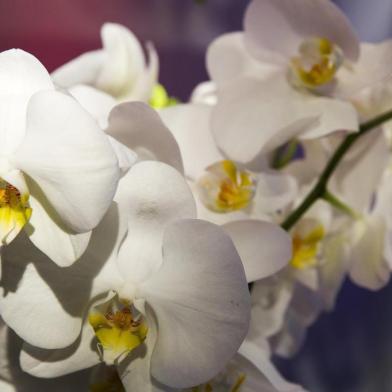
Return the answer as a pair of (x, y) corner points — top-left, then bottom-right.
(288, 37), (343, 90)
(290, 221), (325, 270)
(0, 178), (31, 245)
(197, 160), (257, 213)
(89, 298), (148, 365)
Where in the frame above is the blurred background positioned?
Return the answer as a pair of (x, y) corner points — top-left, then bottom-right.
(1, 1), (392, 391)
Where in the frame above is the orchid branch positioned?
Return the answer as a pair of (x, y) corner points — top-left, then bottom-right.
(281, 108), (392, 231)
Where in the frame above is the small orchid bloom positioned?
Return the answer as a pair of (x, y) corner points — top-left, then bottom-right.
(203, 0), (392, 164)
(0, 49), (122, 266)
(248, 198), (350, 360)
(243, 0), (392, 99)
(1, 161), (251, 391)
(52, 23), (158, 103)
(330, 131), (392, 291)
(160, 103), (294, 283)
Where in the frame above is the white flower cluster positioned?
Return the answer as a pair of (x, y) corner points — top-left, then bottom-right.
(1, 0), (392, 391)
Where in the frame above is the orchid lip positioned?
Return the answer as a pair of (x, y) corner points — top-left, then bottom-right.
(89, 295), (148, 366)
(288, 36), (344, 91)
(0, 177), (31, 245)
(196, 160), (257, 213)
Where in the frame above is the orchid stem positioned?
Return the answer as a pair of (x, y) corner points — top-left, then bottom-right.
(322, 190), (360, 219)
(281, 108), (392, 231)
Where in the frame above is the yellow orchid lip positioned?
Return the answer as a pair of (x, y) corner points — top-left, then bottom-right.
(89, 298), (148, 365)
(197, 160), (257, 213)
(290, 222), (325, 270)
(0, 178), (31, 245)
(288, 37), (343, 90)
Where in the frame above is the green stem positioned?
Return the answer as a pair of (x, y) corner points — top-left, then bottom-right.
(281, 108), (392, 231)
(322, 190), (360, 219)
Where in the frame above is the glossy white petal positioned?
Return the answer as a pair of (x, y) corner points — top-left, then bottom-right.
(107, 102), (183, 173)
(336, 40), (392, 99)
(211, 76), (319, 164)
(252, 171), (298, 215)
(0, 234), (83, 349)
(160, 104), (222, 179)
(0, 204), (123, 349)
(244, 0), (359, 64)
(223, 220), (292, 282)
(108, 136), (138, 176)
(69, 84), (116, 129)
(331, 131), (389, 211)
(0, 49), (53, 155)
(239, 340), (308, 392)
(96, 23), (148, 100)
(298, 97), (358, 140)
(318, 232), (350, 310)
(190, 81), (217, 105)
(140, 219), (251, 388)
(20, 321), (99, 378)
(121, 42), (159, 103)
(250, 277), (294, 338)
(12, 90), (121, 233)
(349, 216), (390, 290)
(207, 32), (276, 86)
(51, 50), (105, 88)
(212, 75), (358, 164)
(115, 161), (196, 284)
(25, 190), (91, 267)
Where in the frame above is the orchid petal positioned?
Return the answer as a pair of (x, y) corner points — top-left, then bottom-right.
(0, 204), (123, 349)
(211, 76), (319, 164)
(244, 0), (359, 63)
(349, 216), (390, 291)
(239, 340), (308, 392)
(107, 102), (183, 173)
(252, 171), (298, 215)
(12, 90), (121, 233)
(141, 219), (251, 388)
(51, 50), (105, 88)
(160, 104), (222, 179)
(20, 321), (99, 378)
(115, 161), (196, 284)
(0, 49), (53, 155)
(207, 32), (276, 86)
(336, 40), (392, 99)
(223, 220), (292, 282)
(69, 84), (116, 129)
(25, 190), (91, 267)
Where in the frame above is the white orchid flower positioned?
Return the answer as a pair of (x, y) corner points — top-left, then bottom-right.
(0, 49), (123, 266)
(1, 161), (251, 391)
(243, 0), (392, 99)
(203, 0), (392, 164)
(326, 129), (392, 291)
(160, 103), (294, 283)
(52, 23), (158, 103)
